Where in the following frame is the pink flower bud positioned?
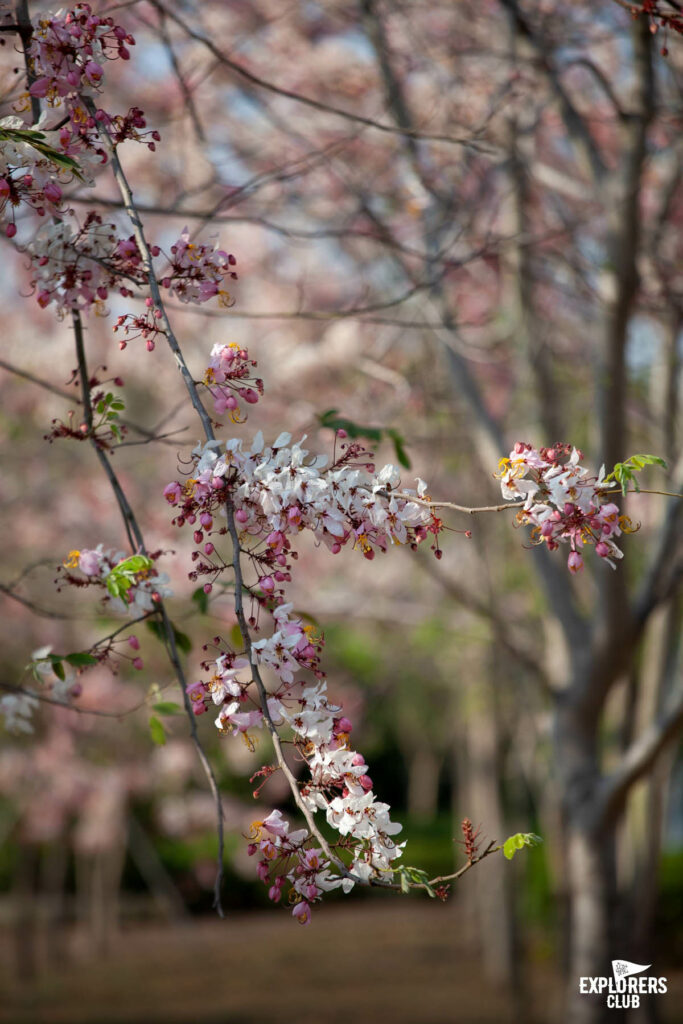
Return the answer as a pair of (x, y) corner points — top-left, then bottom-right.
(200, 512), (213, 528)
(78, 550), (101, 576)
(595, 541), (610, 558)
(292, 901), (311, 925)
(128, 635), (140, 651)
(259, 576), (275, 594)
(194, 530), (204, 544)
(132, 657), (144, 670)
(84, 61), (104, 84)
(238, 387), (259, 404)
(337, 716), (353, 733)
(359, 774), (373, 791)
(6, 223), (17, 239)
(163, 482), (181, 505)
(337, 428), (348, 438)
(29, 77), (50, 98)
(204, 542), (214, 555)
(203, 583), (213, 594)
(235, 509), (248, 524)
(43, 182), (62, 204)
(567, 551), (583, 574)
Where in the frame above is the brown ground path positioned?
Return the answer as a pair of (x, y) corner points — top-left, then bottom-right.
(0, 901), (680, 1024)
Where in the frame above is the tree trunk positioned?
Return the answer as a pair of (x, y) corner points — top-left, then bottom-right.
(406, 745), (440, 821)
(565, 823), (618, 1024)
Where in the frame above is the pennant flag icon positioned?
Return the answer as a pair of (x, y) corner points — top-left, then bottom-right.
(612, 960), (651, 980)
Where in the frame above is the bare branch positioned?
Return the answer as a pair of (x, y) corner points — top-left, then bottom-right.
(155, 1), (496, 154)
(599, 686), (683, 823)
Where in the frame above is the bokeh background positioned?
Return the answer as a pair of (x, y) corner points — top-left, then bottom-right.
(0, 1), (682, 1022)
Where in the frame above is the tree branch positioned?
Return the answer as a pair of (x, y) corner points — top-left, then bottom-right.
(599, 686), (683, 823)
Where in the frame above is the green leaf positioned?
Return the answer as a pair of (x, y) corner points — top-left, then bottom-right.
(605, 453), (667, 495)
(52, 659), (66, 681)
(0, 127), (85, 181)
(173, 628), (192, 655)
(191, 586), (209, 615)
(146, 620), (164, 643)
(152, 701), (184, 716)
(145, 619), (192, 655)
(119, 555), (153, 574)
(64, 652), (98, 667)
(149, 715), (166, 745)
(317, 409), (382, 442)
(396, 864), (436, 897)
(386, 428), (411, 470)
(503, 832), (543, 861)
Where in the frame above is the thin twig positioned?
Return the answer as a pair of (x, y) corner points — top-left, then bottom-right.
(427, 840), (500, 887)
(378, 489), (526, 515)
(70, 307), (226, 916)
(155, 2), (497, 154)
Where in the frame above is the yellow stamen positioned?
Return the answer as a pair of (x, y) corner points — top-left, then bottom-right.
(64, 550), (80, 568)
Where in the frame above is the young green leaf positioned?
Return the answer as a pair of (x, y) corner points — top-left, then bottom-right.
(149, 715), (166, 745)
(152, 701), (184, 716)
(192, 586), (209, 614)
(146, 619), (193, 654)
(64, 652), (99, 667)
(386, 428), (411, 469)
(502, 832), (543, 861)
(604, 454), (667, 495)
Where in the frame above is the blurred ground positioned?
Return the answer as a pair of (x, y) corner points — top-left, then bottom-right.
(1, 901), (681, 1024)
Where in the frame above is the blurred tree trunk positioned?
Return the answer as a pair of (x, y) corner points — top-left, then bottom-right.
(406, 744), (441, 821)
(461, 651), (521, 1004)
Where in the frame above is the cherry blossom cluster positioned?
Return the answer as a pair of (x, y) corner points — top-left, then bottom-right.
(162, 411), (444, 917)
(24, 4), (159, 155)
(0, 644), (85, 735)
(203, 343), (263, 418)
(0, 692), (39, 734)
(59, 545), (172, 616)
(162, 229), (238, 307)
(29, 212), (146, 314)
(113, 298), (166, 351)
(247, 811), (354, 924)
(0, 116), (66, 236)
(498, 442), (630, 573)
(163, 430), (442, 582)
(27, 2), (133, 103)
(187, 620), (404, 922)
